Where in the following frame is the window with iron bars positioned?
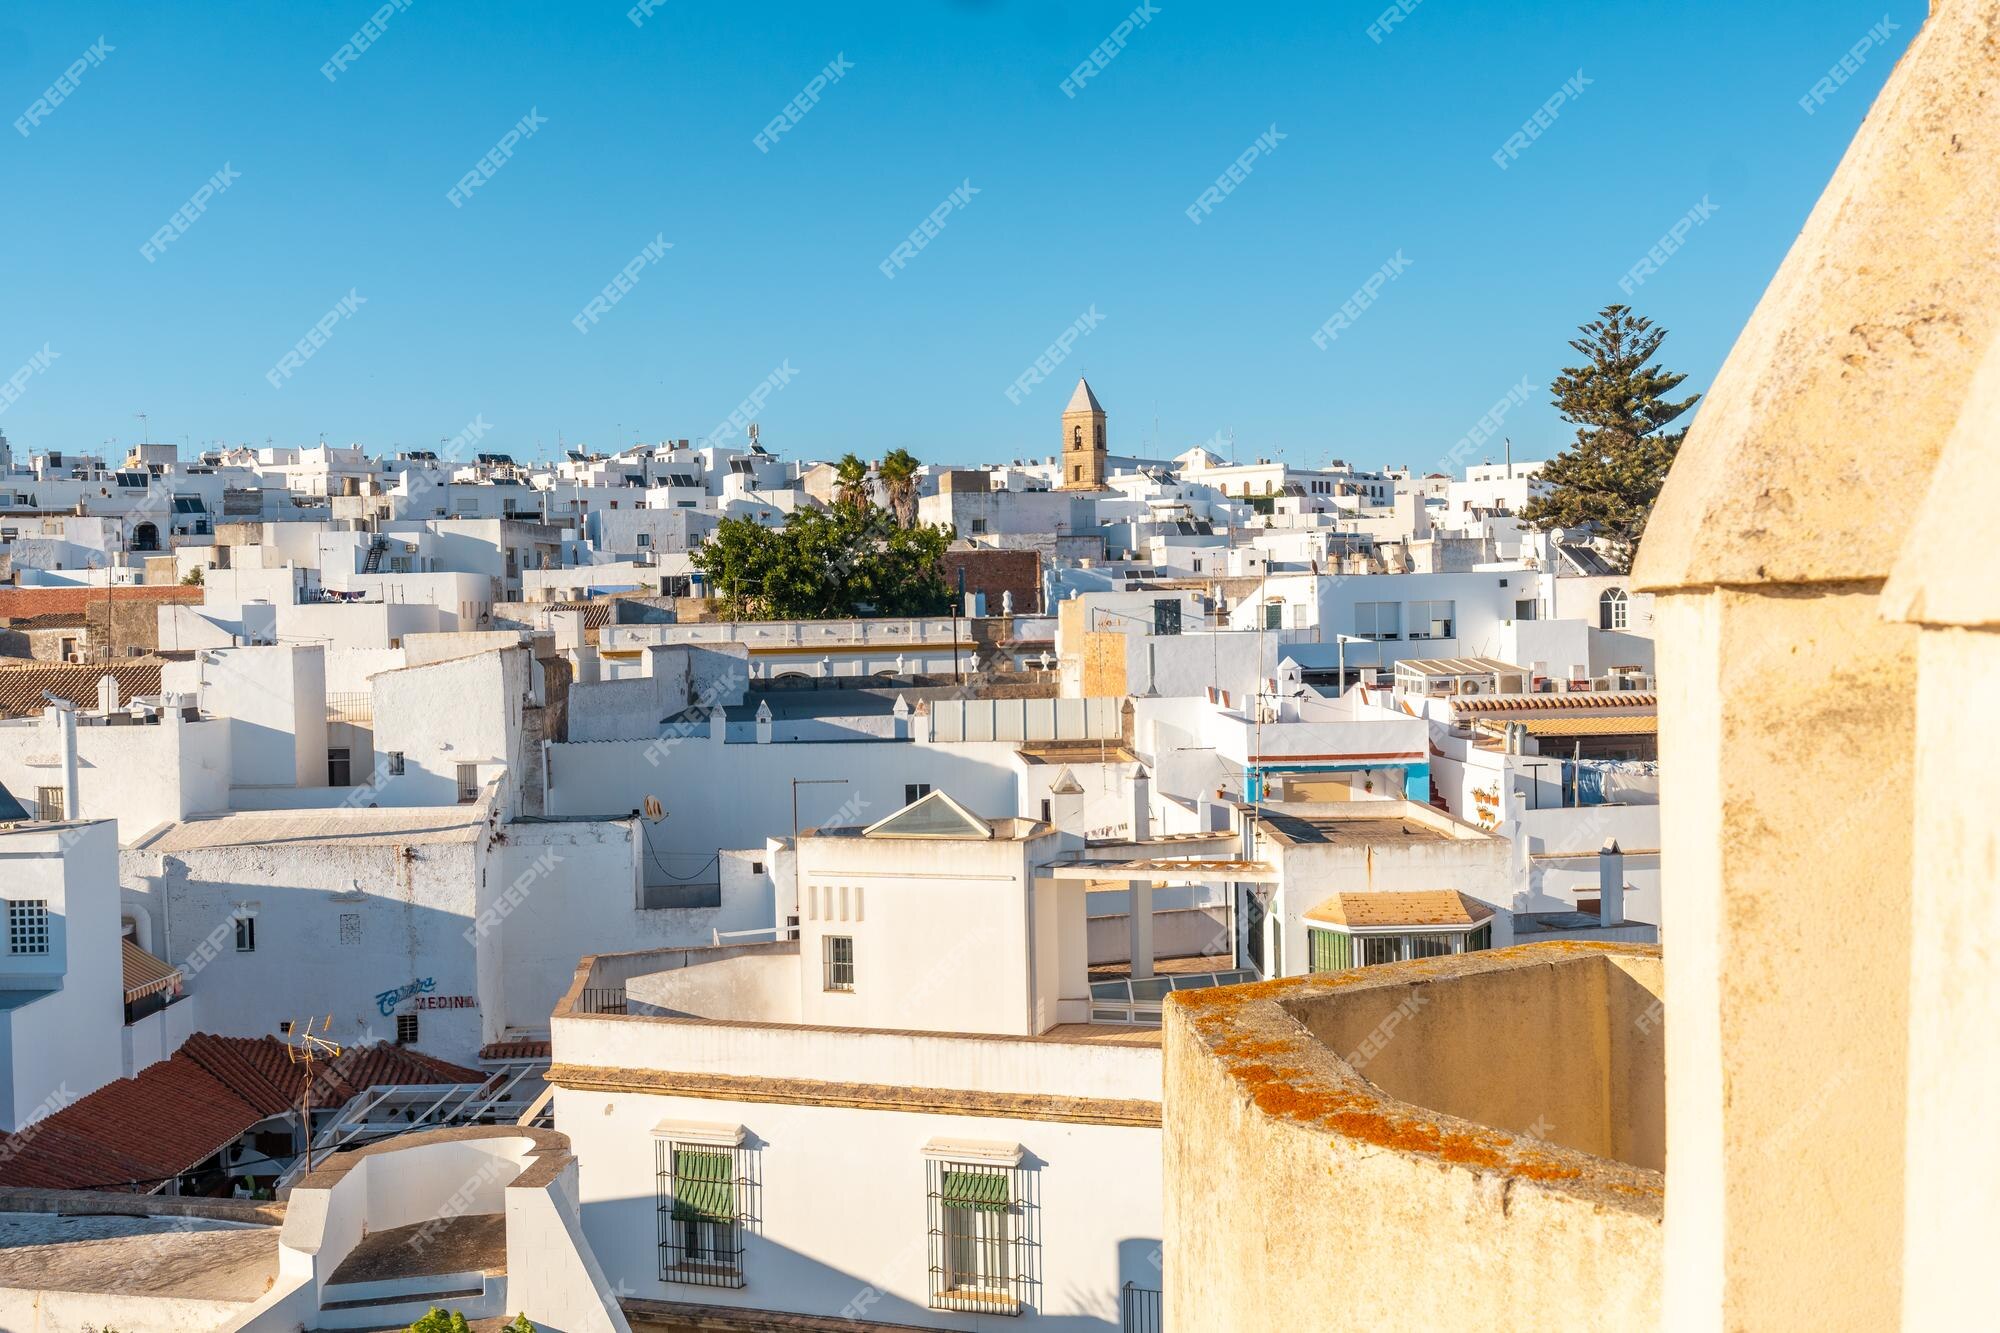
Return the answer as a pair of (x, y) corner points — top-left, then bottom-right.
(7, 901), (49, 955)
(926, 1158), (1036, 1315)
(657, 1140), (753, 1287)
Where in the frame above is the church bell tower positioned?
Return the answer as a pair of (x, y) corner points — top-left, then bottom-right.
(1059, 377), (1107, 490)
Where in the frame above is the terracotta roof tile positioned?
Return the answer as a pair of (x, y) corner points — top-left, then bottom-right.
(480, 1039), (552, 1062)
(1452, 692), (1656, 715)
(0, 1035), (489, 1192)
(0, 661), (166, 717)
(1304, 890), (1496, 929)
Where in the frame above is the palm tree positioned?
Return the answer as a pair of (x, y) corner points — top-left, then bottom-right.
(833, 453), (871, 511)
(878, 448), (920, 527)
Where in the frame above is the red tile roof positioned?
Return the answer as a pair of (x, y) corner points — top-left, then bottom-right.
(0, 1035), (488, 1192)
(0, 660), (166, 717)
(480, 1039), (552, 1062)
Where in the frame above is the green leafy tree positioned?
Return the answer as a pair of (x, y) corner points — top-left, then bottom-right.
(878, 448), (921, 527)
(505, 1316), (536, 1333)
(693, 506), (951, 620)
(832, 453), (872, 512)
(1519, 304), (1700, 571)
(407, 1309), (471, 1333)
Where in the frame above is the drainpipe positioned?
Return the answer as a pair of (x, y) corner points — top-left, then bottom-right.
(1598, 838), (1624, 928)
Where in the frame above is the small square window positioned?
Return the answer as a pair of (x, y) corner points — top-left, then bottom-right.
(234, 915), (256, 952)
(823, 936), (854, 992)
(34, 786), (63, 822)
(7, 901), (49, 955)
(904, 783), (931, 806)
(396, 1013), (419, 1045)
(327, 748), (351, 787)
(750, 861), (764, 876)
(456, 763), (480, 803)
(387, 751), (405, 776)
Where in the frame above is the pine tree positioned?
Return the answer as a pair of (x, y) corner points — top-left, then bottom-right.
(1519, 304), (1700, 571)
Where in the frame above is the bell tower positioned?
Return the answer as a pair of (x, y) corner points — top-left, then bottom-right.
(1059, 377), (1107, 490)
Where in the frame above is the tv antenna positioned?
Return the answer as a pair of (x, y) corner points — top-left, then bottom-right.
(283, 1014), (343, 1177)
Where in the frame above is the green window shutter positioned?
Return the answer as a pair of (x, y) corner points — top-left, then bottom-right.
(672, 1149), (735, 1222)
(940, 1169), (1010, 1213)
(1309, 928), (1351, 974)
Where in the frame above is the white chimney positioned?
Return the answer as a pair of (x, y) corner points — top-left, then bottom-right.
(1130, 767), (1152, 842)
(1598, 838), (1625, 927)
(1047, 767), (1085, 833)
(46, 701), (79, 820)
(96, 673), (120, 713)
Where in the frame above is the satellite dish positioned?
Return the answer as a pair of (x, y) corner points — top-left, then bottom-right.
(642, 795), (666, 822)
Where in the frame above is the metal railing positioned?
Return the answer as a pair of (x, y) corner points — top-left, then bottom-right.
(273, 1063), (550, 1191)
(1089, 969), (1255, 1027)
(578, 986), (628, 1015)
(1122, 1282), (1164, 1333)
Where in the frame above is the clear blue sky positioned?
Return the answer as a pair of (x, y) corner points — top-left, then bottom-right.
(0, 0), (1922, 470)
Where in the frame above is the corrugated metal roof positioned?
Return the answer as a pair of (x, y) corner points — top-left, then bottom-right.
(1394, 657), (1529, 676)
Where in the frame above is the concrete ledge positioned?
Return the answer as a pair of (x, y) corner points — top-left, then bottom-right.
(0, 1186), (284, 1226)
(549, 1062), (1161, 1127)
(1165, 942), (1663, 1329)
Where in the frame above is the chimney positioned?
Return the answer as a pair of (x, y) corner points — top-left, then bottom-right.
(1130, 767), (1152, 841)
(1047, 767), (1085, 833)
(1598, 838), (1625, 927)
(47, 701), (79, 820)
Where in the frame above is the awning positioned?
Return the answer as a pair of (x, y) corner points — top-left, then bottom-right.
(941, 1169), (1010, 1212)
(670, 1148), (735, 1222)
(122, 940), (181, 1005)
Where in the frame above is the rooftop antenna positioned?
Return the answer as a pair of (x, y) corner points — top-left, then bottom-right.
(133, 412), (150, 446)
(282, 1014), (343, 1177)
(1504, 436), (1513, 480)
